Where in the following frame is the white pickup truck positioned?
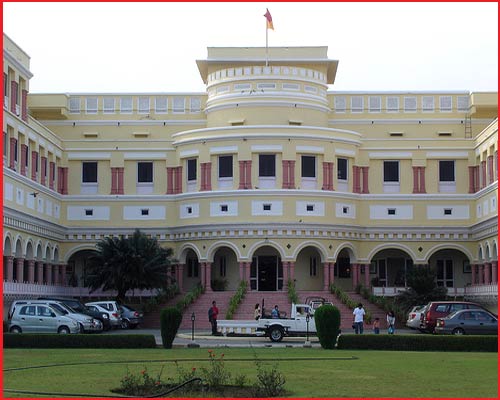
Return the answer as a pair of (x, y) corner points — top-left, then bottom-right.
(217, 297), (333, 342)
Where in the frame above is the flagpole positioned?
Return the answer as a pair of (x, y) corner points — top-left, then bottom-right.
(265, 21), (269, 67)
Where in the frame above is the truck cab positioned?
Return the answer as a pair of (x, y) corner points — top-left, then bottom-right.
(257, 303), (316, 342)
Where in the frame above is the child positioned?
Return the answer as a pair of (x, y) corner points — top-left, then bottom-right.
(373, 317), (380, 334)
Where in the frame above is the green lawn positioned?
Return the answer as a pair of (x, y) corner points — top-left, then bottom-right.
(3, 347), (498, 398)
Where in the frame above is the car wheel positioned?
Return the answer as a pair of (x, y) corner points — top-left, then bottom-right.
(452, 328), (465, 335)
(58, 326), (70, 334)
(269, 326), (284, 342)
(79, 323), (85, 333)
(129, 324), (138, 329)
(9, 326), (22, 333)
(121, 319), (130, 329)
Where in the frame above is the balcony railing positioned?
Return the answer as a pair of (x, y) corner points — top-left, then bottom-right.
(3, 280), (159, 298)
(372, 285), (497, 298)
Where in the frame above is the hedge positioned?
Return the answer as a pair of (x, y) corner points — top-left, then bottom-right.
(3, 333), (157, 348)
(337, 334), (497, 352)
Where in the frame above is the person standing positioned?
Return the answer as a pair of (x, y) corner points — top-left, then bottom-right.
(254, 303), (261, 320)
(209, 300), (219, 335)
(386, 310), (396, 334)
(373, 317), (380, 334)
(352, 303), (366, 334)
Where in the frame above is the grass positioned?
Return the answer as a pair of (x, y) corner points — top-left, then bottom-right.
(3, 347), (498, 398)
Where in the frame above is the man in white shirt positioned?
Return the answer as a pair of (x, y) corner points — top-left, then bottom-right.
(352, 303), (366, 334)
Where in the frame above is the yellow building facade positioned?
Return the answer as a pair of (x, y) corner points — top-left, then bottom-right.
(3, 34), (498, 304)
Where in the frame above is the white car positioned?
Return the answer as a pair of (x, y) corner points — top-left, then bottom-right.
(85, 301), (122, 328)
(406, 305), (426, 330)
(9, 303), (80, 334)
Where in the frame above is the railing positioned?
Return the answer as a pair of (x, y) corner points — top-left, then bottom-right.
(464, 284), (498, 297)
(372, 285), (497, 298)
(371, 287), (406, 297)
(3, 280), (158, 298)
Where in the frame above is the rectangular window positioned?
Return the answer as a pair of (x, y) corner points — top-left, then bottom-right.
(263, 204), (272, 211)
(86, 97), (98, 114)
(444, 208), (452, 215)
(439, 160), (455, 182)
(387, 208), (396, 215)
(457, 96), (469, 112)
(120, 97), (133, 113)
(334, 96), (346, 112)
(85, 209), (93, 216)
(138, 97), (150, 113)
(351, 96), (363, 113)
(342, 206), (349, 214)
(309, 257), (317, 276)
(141, 209), (149, 216)
(218, 155), (233, 178)
(301, 155), (316, 178)
(82, 162), (98, 183)
(219, 256), (227, 277)
(422, 96), (434, 112)
(103, 98), (115, 113)
(187, 259), (199, 278)
(337, 158), (348, 180)
(306, 204), (315, 212)
(173, 97), (185, 113)
(369, 96), (381, 112)
(69, 97), (80, 113)
(190, 97), (201, 113)
(439, 96), (452, 111)
(220, 204), (228, 212)
(155, 97), (168, 113)
(137, 162), (153, 183)
(383, 161), (399, 182)
(386, 96), (399, 112)
(13, 138), (18, 162)
(187, 158), (197, 181)
(404, 97), (417, 112)
(259, 154), (276, 177)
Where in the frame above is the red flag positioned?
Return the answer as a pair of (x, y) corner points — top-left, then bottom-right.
(264, 8), (274, 30)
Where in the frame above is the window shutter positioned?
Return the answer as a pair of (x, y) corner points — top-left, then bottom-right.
(404, 97), (417, 112)
(21, 89), (28, 121)
(351, 96), (363, 113)
(334, 96), (346, 112)
(439, 96), (452, 111)
(387, 97), (399, 112)
(10, 81), (18, 114)
(422, 96), (434, 111)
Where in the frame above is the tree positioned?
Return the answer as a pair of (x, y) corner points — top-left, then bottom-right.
(85, 229), (175, 302)
(395, 267), (447, 311)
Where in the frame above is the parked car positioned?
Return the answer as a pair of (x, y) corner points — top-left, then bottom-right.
(435, 309), (498, 335)
(38, 297), (111, 330)
(406, 305), (426, 330)
(9, 300), (101, 333)
(420, 301), (487, 333)
(85, 302), (122, 328)
(119, 305), (144, 329)
(9, 303), (80, 334)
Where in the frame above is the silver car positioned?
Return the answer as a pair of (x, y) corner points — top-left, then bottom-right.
(9, 303), (80, 334)
(435, 309), (498, 335)
(85, 302), (122, 328)
(406, 305), (426, 330)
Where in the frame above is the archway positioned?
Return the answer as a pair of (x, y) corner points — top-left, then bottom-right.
(212, 246), (239, 290)
(295, 246), (323, 291)
(428, 249), (471, 288)
(67, 249), (98, 287)
(250, 246), (282, 291)
(334, 248), (354, 291)
(370, 248), (414, 288)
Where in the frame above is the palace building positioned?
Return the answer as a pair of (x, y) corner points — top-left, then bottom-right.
(3, 33), (498, 307)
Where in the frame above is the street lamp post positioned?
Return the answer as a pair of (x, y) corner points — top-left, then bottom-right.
(304, 313), (312, 348)
(187, 312), (200, 348)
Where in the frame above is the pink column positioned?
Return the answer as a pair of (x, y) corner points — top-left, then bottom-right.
(110, 167), (117, 194)
(53, 265), (60, 285)
(491, 261), (498, 284)
(5, 256), (14, 282)
(484, 263), (491, 285)
(239, 262), (245, 281)
(361, 167), (369, 193)
(176, 166), (183, 194)
(41, 156), (47, 186)
(15, 258), (25, 282)
(200, 262), (206, 290)
(199, 163), (206, 191)
(166, 167), (174, 194)
(352, 166), (360, 193)
(205, 262), (213, 292)
(329, 263), (335, 285)
(478, 264), (484, 284)
(282, 262), (289, 286)
(35, 261), (44, 284)
(412, 166), (420, 193)
(20, 144), (27, 176)
(49, 161), (55, 190)
(244, 262), (252, 287)
(351, 263), (358, 288)
(27, 259), (35, 283)
(205, 162), (212, 191)
(45, 263), (53, 284)
(9, 138), (17, 170)
(364, 263), (370, 287)
(289, 262), (295, 282)
(289, 161), (295, 189)
(323, 262), (330, 290)
(238, 161), (246, 189)
(177, 264), (184, 292)
(471, 264), (477, 285)
(282, 160), (290, 189)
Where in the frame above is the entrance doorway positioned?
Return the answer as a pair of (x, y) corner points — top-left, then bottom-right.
(250, 256), (283, 291)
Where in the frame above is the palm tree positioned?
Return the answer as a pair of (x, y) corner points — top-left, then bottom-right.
(85, 230), (175, 302)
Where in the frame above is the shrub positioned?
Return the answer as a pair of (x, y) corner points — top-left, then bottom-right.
(119, 366), (164, 396)
(200, 349), (231, 388)
(337, 334), (497, 352)
(211, 279), (228, 291)
(287, 279), (299, 304)
(254, 359), (286, 397)
(160, 307), (182, 349)
(314, 304), (341, 349)
(176, 284), (204, 312)
(3, 333), (156, 348)
(225, 280), (247, 319)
